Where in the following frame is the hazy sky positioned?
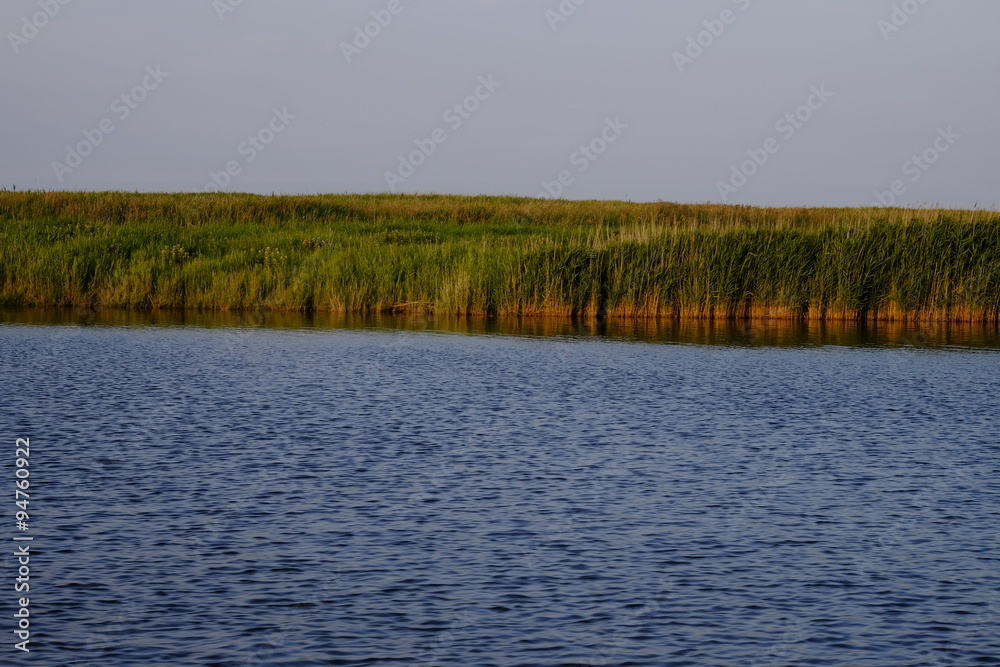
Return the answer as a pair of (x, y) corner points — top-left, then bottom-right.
(2, 1), (997, 208)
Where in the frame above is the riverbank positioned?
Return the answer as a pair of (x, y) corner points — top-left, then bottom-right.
(2, 191), (998, 322)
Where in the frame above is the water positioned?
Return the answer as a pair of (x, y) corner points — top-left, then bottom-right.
(1, 314), (999, 665)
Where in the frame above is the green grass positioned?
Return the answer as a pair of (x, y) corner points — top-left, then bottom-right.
(2, 191), (999, 322)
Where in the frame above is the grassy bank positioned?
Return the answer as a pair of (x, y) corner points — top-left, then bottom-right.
(2, 191), (999, 322)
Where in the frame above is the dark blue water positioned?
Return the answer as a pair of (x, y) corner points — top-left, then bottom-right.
(2, 322), (999, 666)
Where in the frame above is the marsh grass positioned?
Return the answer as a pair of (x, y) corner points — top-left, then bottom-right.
(2, 191), (998, 322)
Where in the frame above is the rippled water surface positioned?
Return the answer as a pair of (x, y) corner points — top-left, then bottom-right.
(2, 317), (999, 666)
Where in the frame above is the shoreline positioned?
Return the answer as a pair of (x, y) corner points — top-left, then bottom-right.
(5, 303), (1000, 324)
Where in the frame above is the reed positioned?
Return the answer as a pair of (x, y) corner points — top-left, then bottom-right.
(2, 191), (998, 322)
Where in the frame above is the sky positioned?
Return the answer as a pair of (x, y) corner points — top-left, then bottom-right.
(2, 0), (998, 208)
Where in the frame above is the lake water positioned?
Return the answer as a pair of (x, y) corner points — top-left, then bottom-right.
(2, 310), (999, 666)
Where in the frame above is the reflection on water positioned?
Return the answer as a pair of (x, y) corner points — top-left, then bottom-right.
(3, 306), (1000, 349)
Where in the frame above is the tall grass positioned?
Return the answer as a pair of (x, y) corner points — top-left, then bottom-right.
(2, 191), (998, 322)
